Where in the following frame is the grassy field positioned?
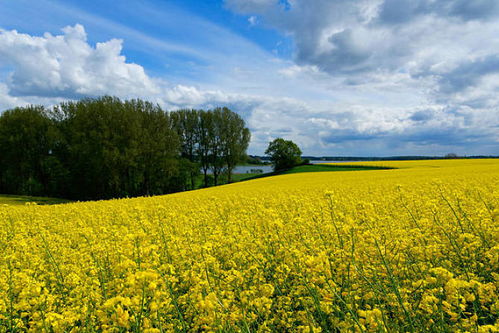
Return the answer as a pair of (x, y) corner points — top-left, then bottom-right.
(0, 159), (497, 331)
(0, 194), (71, 206)
(195, 164), (381, 188)
(281, 163), (388, 173)
(193, 172), (260, 189)
(230, 173), (260, 181)
(238, 163), (390, 182)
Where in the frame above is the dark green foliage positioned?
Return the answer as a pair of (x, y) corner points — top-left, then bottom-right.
(50, 97), (182, 200)
(265, 138), (303, 171)
(217, 107), (251, 183)
(0, 105), (65, 196)
(170, 107), (250, 187)
(0, 97), (250, 200)
(171, 109), (200, 189)
(246, 155), (268, 165)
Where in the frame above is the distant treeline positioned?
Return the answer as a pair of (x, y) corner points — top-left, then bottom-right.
(0, 96), (250, 200)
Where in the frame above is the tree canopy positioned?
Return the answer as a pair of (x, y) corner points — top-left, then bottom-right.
(170, 107), (250, 187)
(265, 138), (302, 171)
(0, 96), (250, 200)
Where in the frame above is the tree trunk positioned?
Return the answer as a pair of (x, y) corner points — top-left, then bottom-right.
(203, 168), (208, 187)
(190, 171), (195, 190)
(227, 167), (233, 183)
(213, 169), (218, 186)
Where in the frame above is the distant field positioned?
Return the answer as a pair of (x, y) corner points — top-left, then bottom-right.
(230, 172), (260, 181)
(0, 194), (71, 206)
(281, 163), (388, 173)
(193, 164), (382, 189)
(238, 163), (389, 182)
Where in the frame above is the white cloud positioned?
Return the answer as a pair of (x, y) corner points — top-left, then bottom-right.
(0, 21), (497, 156)
(0, 83), (26, 110)
(225, 0), (499, 95)
(222, 0), (499, 154)
(0, 24), (159, 99)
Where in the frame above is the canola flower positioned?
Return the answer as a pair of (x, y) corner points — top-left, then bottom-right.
(0, 159), (498, 332)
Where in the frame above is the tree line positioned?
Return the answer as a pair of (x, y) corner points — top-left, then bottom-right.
(0, 96), (250, 200)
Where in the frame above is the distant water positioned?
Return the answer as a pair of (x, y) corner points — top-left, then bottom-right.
(233, 165), (273, 174)
(208, 160), (360, 175)
(233, 161), (360, 173)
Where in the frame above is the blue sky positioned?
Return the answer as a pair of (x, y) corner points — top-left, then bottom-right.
(0, 0), (498, 156)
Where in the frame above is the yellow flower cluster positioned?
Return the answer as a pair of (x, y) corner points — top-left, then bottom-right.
(1, 159), (498, 332)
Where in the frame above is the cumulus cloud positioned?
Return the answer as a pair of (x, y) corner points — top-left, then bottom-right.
(223, 0), (499, 154)
(0, 83), (27, 110)
(437, 55), (499, 94)
(0, 25), (314, 152)
(377, 0), (499, 23)
(0, 24), (159, 98)
(305, 104), (499, 154)
(225, 0), (499, 88)
(0, 22), (497, 155)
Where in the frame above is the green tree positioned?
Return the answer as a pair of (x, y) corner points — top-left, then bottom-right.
(0, 105), (65, 196)
(209, 109), (225, 186)
(195, 108), (250, 186)
(197, 110), (214, 187)
(217, 107), (250, 183)
(54, 96), (182, 199)
(170, 109), (200, 189)
(171, 107), (250, 187)
(54, 96), (130, 199)
(265, 138), (302, 171)
(0, 97), (252, 199)
(134, 100), (183, 195)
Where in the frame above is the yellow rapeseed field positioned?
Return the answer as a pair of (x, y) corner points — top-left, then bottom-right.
(1, 159), (498, 332)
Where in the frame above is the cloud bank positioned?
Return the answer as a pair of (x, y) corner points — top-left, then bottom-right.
(223, 0), (499, 154)
(0, 6), (498, 156)
(0, 24), (159, 99)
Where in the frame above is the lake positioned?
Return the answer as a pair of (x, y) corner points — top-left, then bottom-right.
(207, 160), (361, 175)
(233, 161), (359, 174)
(233, 165), (273, 174)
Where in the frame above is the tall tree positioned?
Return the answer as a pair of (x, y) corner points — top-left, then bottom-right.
(54, 96), (182, 199)
(171, 107), (250, 187)
(210, 109), (225, 186)
(0, 106), (64, 196)
(265, 138), (302, 171)
(0, 97), (251, 199)
(218, 107), (251, 183)
(171, 109), (200, 189)
(197, 110), (214, 187)
(133, 100), (183, 195)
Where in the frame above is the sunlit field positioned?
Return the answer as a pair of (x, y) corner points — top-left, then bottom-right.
(1, 159), (498, 332)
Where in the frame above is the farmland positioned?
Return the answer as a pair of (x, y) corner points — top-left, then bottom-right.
(0, 159), (498, 332)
